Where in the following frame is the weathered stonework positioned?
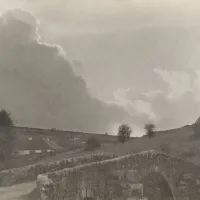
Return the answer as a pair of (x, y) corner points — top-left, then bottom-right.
(37, 150), (200, 200)
(0, 153), (114, 186)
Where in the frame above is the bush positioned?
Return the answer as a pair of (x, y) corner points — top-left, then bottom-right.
(145, 123), (155, 139)
(29, 150), (35, 155)
(84, 137), (101, 151)
(41, 149), (47, 155)
(160, 143), (170, 154)
(118, 124), (132, 143)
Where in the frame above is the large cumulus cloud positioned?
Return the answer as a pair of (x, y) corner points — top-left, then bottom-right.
(0, 8), (133, 133)
(113, 68), (200, 131)
(1, 3), (200, 136)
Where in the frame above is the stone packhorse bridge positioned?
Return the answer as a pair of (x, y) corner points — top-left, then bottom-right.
(37, 150), (200, 200)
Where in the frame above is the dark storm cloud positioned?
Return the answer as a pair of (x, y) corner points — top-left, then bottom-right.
(0, 8), (137, 133)
(2, 0), (200, 135)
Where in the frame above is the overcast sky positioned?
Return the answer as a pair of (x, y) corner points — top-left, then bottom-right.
(0, 0), (200, 136)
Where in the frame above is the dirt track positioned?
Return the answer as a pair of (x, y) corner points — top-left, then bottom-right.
(0, 181), (36, 200)
(43, 137), (62, 150)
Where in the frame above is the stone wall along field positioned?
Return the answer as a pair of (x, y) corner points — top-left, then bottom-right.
(0, 153), (114, 187)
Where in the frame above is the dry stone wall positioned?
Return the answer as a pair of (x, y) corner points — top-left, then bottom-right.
(0, 153), (114, 186)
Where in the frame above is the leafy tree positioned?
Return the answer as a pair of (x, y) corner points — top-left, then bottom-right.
(0, 109), (13, 127)
(118, 124), (132, 143)
(0, 128), (15, 162)
(145, 123), (155, 139)
(191, 117), (200, 138)
(193, 118), (200, 137)
(0, 110), (15, 168)
(84, 136), (101, 151)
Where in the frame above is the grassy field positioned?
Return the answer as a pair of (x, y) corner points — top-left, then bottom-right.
(33, 123), (200, 165)
(99, 125), (200, 165)
(2, 124), (200, 168)
(0, 126), (120, 169)
(1, 123), (200, 200)
(11, 126), (119, 151)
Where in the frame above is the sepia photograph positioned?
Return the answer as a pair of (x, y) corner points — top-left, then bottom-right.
(0, 0), (200, 200)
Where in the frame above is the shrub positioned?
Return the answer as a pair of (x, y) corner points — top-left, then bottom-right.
(160, 143), (170, 154)
(84, 137), (101, 151)
(145, 123), (155, 139)
(29, 150), (35, 155)
(118, 124), (132, 143)
(41, 149), (47, 155)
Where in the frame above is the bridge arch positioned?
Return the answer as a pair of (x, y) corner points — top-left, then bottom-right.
(37, 151), (200, 200)
(141, 171), (174, 200)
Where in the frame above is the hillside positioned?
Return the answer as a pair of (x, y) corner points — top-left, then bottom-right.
(0, 126), (118, 151)
(0, 124), (197, 155)
(100, 124), (200, 165)
(1, 123), (200, 200)
(1, 123), (200, 169)
(0, 126), (120, 170)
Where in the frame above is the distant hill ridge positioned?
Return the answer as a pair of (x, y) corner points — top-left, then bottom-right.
(195, 117), (200, 124)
